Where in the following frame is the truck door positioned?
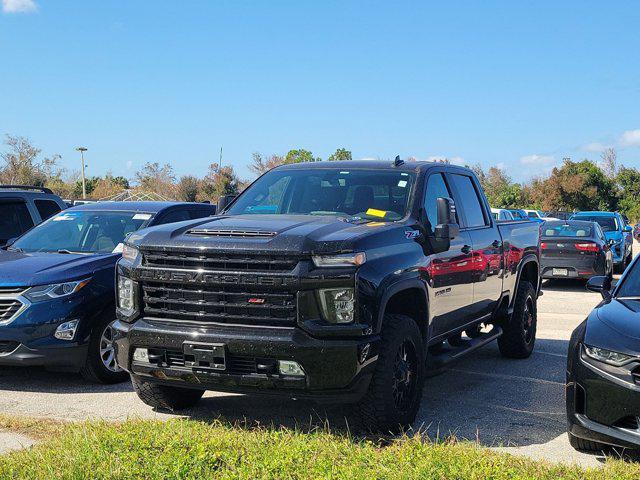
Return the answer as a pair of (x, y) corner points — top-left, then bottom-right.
(447, 173), (503, 320)
(420, 172), (475, 338)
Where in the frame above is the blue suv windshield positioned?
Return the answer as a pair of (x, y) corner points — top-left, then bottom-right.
(11, 210), (154, 254)
(572, 215), (618, 232)
(228, 168), (416, 221)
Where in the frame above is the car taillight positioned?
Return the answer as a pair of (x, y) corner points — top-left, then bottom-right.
(575, 242), (599, 253)
(540, 242), (547, 249)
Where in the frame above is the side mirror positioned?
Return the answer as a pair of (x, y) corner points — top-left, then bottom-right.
(586, 276), (612, 300)
(3, 238), (16, 248)
(427, 197), (459, 254)
(217, 195), (236, 213)
(624, 225), (632, 232)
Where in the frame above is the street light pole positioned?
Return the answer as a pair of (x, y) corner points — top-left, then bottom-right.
(76, 147), (88, 199)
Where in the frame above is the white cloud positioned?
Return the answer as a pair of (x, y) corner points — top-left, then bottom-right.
(2, 0), (37, 13)
(582, 142), (610, 153)
(619, 129), (640, 148)
(425, 155), (465, 165)
(519, 154), (555, 165)
(126, 160), (133, 170)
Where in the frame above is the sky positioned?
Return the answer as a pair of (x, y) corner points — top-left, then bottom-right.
(1, 0), (639, 184)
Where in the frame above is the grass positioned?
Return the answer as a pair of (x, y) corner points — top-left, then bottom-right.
(0, 416), (639, 479)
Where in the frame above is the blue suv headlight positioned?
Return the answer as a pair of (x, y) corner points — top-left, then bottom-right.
(24, 278), (91, 302)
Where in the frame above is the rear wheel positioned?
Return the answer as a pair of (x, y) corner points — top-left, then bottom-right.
(498, 281), (537, 359)
(81, 316), (129, 384)
(351, 314), (424, 434)
(131, 375), (205, 411)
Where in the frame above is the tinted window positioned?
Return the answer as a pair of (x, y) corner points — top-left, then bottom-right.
(0, 201), (34, 243)
(157, 209), (190, 224)
(616, 263), (640, 297)
(450, 174), (487, 228)
(228, 169), (415, 221)
(542, 222), (592, 238)
(423, 173), (451, 234)
(34, 199), (62, 220)
(571, 215), (617, 232)
(189, 208), (213, 220)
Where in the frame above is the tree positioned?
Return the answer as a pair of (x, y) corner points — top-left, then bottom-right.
(90, 174), (130, 199)
(601, 148), (617, 178)
(0, 134), (62, 186)
(199, 163), (240, 202)
(176, 175), (200, 202)
(327, 148), (352, 162)
(284, 149), (320, 164)
(616, 166), (640, 221)
(134, 162), (176, 197)
(249, 152), (285, 176)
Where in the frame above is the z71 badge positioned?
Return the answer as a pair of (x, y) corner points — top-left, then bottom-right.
(405, 229), (421, 240)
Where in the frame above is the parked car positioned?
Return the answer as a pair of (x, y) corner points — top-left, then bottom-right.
(0, 201), (216, 383)
(633, 223), (640, 242)
(508, 209), (529, 221)
(566, 267), (640, 452)
(547, 211), (573, 221)
(540, 221), (613, 281)
(491, 208), (515, 221)
(569, 211), (632, 273)
(524, 209), (557, 221)
(0, 185), (67, 246)
(114, 160), (541, 432)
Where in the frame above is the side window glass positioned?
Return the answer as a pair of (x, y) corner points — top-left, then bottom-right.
(34, 199), (62, 221)
(423, 173), (451, 234)
(450, 174), (488, 228)
(0, 201), (34, 243)
(158, 210), (190, 225)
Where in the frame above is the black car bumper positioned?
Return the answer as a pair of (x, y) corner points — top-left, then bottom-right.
(541, 263), (605, 280)
(567, 348), (640, 449)
(0, 342), (88, 370)
(113, 318), (379, 403)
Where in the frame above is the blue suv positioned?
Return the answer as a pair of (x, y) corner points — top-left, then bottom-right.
(569, 211), (632, 273)
(0, 201), (215, 383)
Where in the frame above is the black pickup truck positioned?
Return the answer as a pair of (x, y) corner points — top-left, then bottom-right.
(114, 160), (541, 432)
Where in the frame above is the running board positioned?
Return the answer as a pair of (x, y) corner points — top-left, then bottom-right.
(426, 326), (503, 375)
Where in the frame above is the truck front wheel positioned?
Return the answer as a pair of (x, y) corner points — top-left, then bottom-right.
(351, 314), (425, 434)
(497, 280), (537, 359)
(131, 375), (205, 411)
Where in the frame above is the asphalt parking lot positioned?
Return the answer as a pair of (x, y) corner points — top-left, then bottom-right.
(0, 247), (635, 468)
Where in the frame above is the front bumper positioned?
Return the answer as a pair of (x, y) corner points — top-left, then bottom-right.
(113, 318), (379, 403)
(566, 347), (640, 449)
(0, 342), (88, 369)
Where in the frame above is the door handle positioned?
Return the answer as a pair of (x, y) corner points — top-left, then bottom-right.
(461, 245), (472, 255)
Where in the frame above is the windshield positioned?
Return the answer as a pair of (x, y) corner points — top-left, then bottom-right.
(11, 210), (154, 254)
(527, 211), (540, 218)
(542, 222), (592, 238)
(617, 262), (640, 298)
(227, 168), (416, 221)
(572, 215), (617, 232)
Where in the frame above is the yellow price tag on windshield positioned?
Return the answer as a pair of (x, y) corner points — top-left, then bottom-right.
(366, 208), (387, 218)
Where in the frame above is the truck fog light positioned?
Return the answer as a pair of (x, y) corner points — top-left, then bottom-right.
(133, 348), (149, 363)
(54, 319), (79, 341)
(278, 360), (305, 377)
(318, 288), (355, 324)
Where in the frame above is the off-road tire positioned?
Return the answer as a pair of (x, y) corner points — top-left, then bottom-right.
(80, 315), (129, 384)
(568, 433), (607, 453)
(498, 280), (537, 359)
(350, 314), (425, 434)
(131, 375), (205, 411)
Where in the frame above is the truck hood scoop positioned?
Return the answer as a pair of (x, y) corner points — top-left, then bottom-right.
(186, 228), (277, 238)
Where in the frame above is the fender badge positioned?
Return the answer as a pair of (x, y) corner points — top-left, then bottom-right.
(248, 298), (266, 304)
(405, 230), (421, 239)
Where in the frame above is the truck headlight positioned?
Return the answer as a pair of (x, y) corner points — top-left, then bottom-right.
(318, 288), (355, 324)
(122, 244), (141, 262)
(24, 278), (91, 302)
(312, 252), (366, 268)
(583, 344), (635, 366)
(117, 276), (137, 317)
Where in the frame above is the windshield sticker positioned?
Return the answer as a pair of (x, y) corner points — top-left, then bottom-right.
(397, 180), (408, 188)
(366, 208), (388, 218)
(132, 213), (152, 221)
(52, 213), (78, 221)
(112, 243), (124, 254)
